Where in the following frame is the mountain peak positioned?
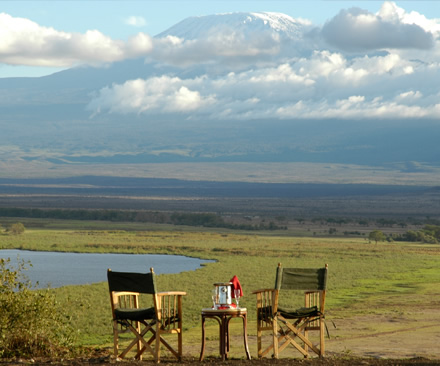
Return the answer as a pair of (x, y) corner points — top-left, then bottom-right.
(155, 12), (307, 40)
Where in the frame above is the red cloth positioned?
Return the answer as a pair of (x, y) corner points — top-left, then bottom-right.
(230, 275), (243, 298)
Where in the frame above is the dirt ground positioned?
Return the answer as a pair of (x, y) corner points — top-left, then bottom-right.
(3, 270), (440, 366)
(4, 311), (440, 366)
(3, 354), (440, 366)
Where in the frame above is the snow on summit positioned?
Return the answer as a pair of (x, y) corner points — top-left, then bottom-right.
(248, 12), (311, 33)
(155, 12), (308, 40)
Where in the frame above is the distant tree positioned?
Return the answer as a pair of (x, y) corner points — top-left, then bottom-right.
(8, 222), (25, 235)
(423, 225), (440, 240)
(369, 230), (386, 244)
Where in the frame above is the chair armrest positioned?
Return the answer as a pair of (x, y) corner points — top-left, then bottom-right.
(157, 291), (187, 296)
(114, 291), (140, 296)
(155, 291), (185, 328)
(253, 289), (278, 310)
(305, 290), (325, 312)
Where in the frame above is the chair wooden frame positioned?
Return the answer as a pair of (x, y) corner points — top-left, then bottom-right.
(253, 263), (328, 359)
(107, 268), (186, 362)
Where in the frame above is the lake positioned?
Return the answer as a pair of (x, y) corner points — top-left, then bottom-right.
(0, 249), (213, 288)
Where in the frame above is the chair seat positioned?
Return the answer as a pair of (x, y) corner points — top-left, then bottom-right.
(258, 305), (320, 321)
(115, 307), (155, 321)
(278, 305), (320, 319)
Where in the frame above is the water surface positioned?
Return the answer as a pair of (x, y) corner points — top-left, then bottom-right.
(0, 249), (213, 288)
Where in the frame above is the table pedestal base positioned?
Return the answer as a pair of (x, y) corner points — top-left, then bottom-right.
(200, 308), (251, 361)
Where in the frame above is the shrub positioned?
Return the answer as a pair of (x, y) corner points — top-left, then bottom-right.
(7, 222), (25, 235)
(0, 257), (77, 358)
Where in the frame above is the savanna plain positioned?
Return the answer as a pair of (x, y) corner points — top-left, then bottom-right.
(1, 177), (440, 366)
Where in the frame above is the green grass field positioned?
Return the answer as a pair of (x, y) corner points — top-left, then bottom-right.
(1, 221), (440, 359)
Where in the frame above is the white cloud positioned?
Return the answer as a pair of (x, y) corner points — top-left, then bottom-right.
(276, 96), (438, 120)
(125, 16), (147, 27)
(396, 90), (422, 102)
(173, 86), (204, 111)
(322, 2), (434, 51)
(0, 12), (153, 67)
(87, 76), (215, 116)
(379, 2), (440, 34)
(126, 33), (154, 57)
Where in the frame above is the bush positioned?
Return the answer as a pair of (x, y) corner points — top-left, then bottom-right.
(7, 222), (25, 235)
(0, 257), (77, 358)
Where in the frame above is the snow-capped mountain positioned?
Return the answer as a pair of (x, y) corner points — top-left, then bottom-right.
(155, 12), (308, 40)
(151, 12), (314, 72)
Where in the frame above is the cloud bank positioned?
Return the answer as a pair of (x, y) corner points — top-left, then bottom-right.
(87, 51), (440, 120)
(0, 12), (152, 67)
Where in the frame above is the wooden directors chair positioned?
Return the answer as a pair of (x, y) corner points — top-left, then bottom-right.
(107, 268), (186, 362)
(253, 263), (328, 359)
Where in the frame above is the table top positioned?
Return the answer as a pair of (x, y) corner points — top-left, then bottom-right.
(202, 307), (247, 314)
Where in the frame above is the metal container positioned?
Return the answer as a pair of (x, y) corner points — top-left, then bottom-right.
(213, 282), (233, 306)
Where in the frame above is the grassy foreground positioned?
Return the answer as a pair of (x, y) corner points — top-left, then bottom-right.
(1, 223), (440, 359)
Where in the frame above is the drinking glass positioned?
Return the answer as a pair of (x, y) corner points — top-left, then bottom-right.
(234, 289), (241, 308)
(212, 289), (217, 308)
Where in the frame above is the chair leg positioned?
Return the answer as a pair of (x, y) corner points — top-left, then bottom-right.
(320, 319), (325, 357)
(304, 328), (309, 356)
(155, 325), (161, 363)
(273, 318), (279, 359)
(136, 321), (142, 360)
(178, 330), (183, 361)
(257, 327), (262, 358)
(112, 321), (119, 359)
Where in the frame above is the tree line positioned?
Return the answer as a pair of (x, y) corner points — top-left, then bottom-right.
(0, 208), (286, 231)
(369, 225), (440, 244)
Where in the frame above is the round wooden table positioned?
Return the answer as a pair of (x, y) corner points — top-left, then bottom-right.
(199, 307), (251, 361)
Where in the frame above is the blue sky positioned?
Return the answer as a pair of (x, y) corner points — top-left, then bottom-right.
(1, 1), (439, 77)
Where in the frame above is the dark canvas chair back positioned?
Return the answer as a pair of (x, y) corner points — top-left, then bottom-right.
(275, 266), (327, 291)
(107, 270), (156, 294)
